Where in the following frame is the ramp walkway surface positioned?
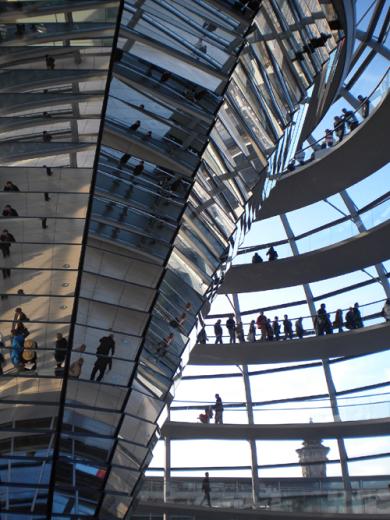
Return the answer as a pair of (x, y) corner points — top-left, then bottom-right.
(189, 323), (390, 365)
(219, 221), (390, 293)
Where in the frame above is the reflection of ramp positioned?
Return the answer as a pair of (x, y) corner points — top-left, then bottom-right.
(0, 1), (119, 22)
(135, 501), (387, 519)
(256, 93), (390, 220)
(0, 92), (102, 115)
(190, 323), (390, 365)
(0, 69), (106, 92)
(161, 418), (390, 440)
(103, 122), (196, 177)
(219, 221), (390, 294)
(0, 142), (95, 163)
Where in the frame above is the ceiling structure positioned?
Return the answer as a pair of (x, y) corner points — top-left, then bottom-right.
(0, 0), (388, 519)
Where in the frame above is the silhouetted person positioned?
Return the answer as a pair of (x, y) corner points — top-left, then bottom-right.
(3, 181), (20, 192)
(214, 394), (223, 424)
(2, 205), (18, 217)
(214, 319), (223, 344)
(203, 21), (217, 31)
(295, 148), (305, 165)
(45, 54), (55, 69)
(54, 333), (68, 368)
(295, 317), (305, 339)
(42, 130), (52, 142)
(358, 95), (370, 119)
(195, 37), (207, 53)
(45, 165), (53, 176)
(333, 309), (344, 333)
(324, 129), (334, 147)
(201, 472), (211, 507)
(194, 89), (207, 101)
(316, 303), (333, 335)
(345, 307), (355, 330)
(266, 318), (274, 341)
(197, 327), (208, 344)
(236, 321), (245, 342)
(128, 120), (140, 131)
(283, 314), (293, 340)
(342, 108), (358, 131)
(159, 70), (172, 83)
(226, 314), (236, 343)
(333, 116), (345, 142)
(0, 229), (15, 258)
(119, 153), (131, 168)
(14, 307), (29, 323)
(15, 23), (26, 37)
(266, 246), (278, 261)
(2, 268), (11, 279)
(287, 158), (296, 171)
(272, 316), (281, 340)
(113, 47), (123, 62)
(142, 130), (152, 141)
(41, 218), (48, 229)
(133, 160), (144, 176)
(156, 333), (174, 357)
(381, 298), (390, 322)
(353, 302), (363, 328)
(252, 252), (263, 263)
(90, 334), (115, 381)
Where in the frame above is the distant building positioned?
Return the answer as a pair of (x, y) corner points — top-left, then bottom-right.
(296, 437), (330, 478)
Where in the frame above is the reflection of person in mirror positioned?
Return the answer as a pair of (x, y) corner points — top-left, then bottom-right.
(22, 339), (37, 371)
(169, 303), (191, 332)
(69, 344), (86, 378)
(156, 333), (174, 357)
(69, 358), (84, 378)
(12, 307), (29, 334)
(55, 333), (68, 369)
(90, 335), (115, 382)
(0, 229), (15, 258)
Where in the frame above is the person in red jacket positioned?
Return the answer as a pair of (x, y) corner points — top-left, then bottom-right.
(256, 311), (268, 340)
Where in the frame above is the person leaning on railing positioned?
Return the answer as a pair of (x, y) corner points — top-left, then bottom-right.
(381, 299), (390, 321)
(358, 95), (370, 119)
